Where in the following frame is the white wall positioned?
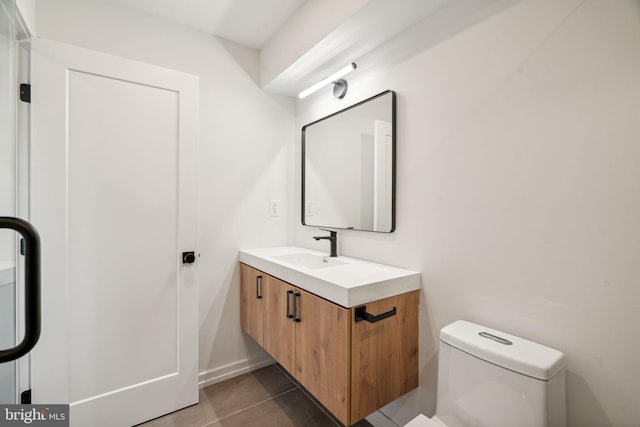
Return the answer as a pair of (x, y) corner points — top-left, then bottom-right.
(34, 0), (294, 384)
(260, 0), (369, 89)
(295, 1), (640, 426)
(16, 0), (34, 34)
(31, 0), (640, 425)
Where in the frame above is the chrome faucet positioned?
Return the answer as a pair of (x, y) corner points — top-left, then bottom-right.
(313, 229), (337, 257)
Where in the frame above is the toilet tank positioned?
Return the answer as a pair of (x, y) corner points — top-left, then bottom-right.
(436, 321), (566, 427)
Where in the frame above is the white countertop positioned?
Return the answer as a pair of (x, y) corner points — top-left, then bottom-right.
(239, 246), (421, 308)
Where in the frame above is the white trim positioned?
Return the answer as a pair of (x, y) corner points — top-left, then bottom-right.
(15, 1), (33, 39)
(366, 410), (401, 427)
(198, 356), (275, 389)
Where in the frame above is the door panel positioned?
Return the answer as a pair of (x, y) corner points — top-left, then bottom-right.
(240, 264), (264, 346)
(30, 38), (199, 426)
(350, 290), (419, 422)
(373, 120), (393, 232)
(262, 276), (295, 374)
(68, 71), (179, 402)
(294, 289), (350, 425)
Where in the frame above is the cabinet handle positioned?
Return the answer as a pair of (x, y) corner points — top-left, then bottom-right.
(293, 293), (301, 323)
(256, 276), (263, 299)
(286, 290), (294, 318)
(354, 306), (396, 323)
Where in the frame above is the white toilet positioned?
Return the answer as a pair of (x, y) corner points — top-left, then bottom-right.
(406, 320), (566, 427)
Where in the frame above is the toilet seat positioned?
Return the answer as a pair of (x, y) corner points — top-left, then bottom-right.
(404, 414), (447, 427)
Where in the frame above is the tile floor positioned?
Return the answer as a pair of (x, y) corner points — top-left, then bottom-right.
(138, 364), (374, 427)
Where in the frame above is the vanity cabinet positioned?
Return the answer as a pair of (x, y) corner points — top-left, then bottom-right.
(239, 264), (264, 346)
(240, 263), (419, 426)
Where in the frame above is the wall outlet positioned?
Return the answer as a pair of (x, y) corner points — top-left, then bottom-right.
(270, 200), (281, 217)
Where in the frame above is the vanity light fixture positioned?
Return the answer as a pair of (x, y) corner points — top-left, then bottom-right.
(298, 63), (357, 99)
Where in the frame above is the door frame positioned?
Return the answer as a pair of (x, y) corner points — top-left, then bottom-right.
(15, 30), (32, 406)
(28, 37), (199, 426)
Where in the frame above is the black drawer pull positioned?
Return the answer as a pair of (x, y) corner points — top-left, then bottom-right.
(355, 306), (396, 323)
(256, 276), (263, 299)
(286, 290), (294, 318)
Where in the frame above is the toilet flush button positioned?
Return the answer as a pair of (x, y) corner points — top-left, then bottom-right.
(479, 331), (513, 345)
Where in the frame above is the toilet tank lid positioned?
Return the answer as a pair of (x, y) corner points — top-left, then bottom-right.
(440, 320), (565, 380)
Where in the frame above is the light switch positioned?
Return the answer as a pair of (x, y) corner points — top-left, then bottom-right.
(305, 200), (314, 216)
(270, 200), (281, 217)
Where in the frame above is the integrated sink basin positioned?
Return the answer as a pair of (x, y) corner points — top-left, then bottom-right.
(239, 246), (421, 307)
(273, 253), (347, 269)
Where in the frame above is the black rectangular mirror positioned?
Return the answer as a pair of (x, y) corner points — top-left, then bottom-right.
(302, 90), (396, 232)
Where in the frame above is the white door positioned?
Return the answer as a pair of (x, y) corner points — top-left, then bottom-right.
(29, 38), (199, 427)
(373, 120), (393, 232)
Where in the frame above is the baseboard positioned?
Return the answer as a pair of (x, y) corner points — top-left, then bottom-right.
(366, 410), (401, 427)
(198, 356), (275, 388)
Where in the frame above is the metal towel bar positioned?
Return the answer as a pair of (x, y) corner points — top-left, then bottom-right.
(354, 305), (396, 323)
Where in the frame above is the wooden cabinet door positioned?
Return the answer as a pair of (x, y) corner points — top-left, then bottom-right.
(263, 276), (296, 374)
(295, 289), (350, 426)
(240, 264), (264, 346)
(350, 290), (419, 422)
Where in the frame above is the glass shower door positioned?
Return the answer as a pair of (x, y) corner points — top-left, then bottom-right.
(1, 0), (40, 406)
(0, 0), (19, 404)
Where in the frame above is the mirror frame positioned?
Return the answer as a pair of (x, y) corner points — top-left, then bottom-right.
(301, 90), (396, 232)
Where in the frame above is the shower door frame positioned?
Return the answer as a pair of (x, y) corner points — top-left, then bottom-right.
(15, 32), (32, 405)
(0, 0), (33, 404)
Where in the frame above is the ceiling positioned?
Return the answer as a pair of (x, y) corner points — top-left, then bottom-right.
(108, 0), (519, 96)
(110, 0), (309, 49)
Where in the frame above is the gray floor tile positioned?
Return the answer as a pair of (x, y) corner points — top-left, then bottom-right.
(138, 364), (296, 426)
(205, 388), (338, 427)
(138, 363), (374, 427)
(351, 419), (374, 427)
